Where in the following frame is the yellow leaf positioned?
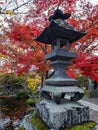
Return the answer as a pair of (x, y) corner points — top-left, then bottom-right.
(0, 54), (6, 58)
(1, 10), (14, 16)
(27, 74), (41, 91)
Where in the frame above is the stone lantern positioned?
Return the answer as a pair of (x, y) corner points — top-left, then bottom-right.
(35, 9), (89, 130)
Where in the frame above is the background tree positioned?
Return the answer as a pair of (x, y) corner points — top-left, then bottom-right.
(0, 0), (98, 87)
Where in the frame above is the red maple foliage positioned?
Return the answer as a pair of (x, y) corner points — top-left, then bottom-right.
(72, 52), (98, 81)
(0, 0), (98, 81)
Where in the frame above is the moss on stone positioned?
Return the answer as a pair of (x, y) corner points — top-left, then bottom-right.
(31, 116), (49, 130)
(70, 121), (96, 130)
(31, 113), (96, 130)
(17, 128), (25, 130)
(60, 120), (96, 130)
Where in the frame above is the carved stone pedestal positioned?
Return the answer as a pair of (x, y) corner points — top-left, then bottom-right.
(36, 100), (89, 130)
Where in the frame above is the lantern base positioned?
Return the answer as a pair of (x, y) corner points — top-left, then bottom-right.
(36, 100), (89, 130)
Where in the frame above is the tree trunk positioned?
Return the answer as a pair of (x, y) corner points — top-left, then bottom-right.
(88, 77), (92, 92)
(38, 74), (45, 101)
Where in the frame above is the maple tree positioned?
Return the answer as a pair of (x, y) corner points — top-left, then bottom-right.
(68, 1), (98, 81)
(72, 52), (98, 81)
(0, 0), (98, 83)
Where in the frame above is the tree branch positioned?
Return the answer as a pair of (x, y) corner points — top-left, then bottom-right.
(12, 0), (32, 12)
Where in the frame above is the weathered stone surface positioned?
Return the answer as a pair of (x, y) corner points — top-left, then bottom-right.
(36, 20), (86, 45)
(41, 85), (84, 103)
(45, 48), (77, 60)
(36, 100), (89, 129)
(42, 85), (84, 93)
(15, 115), (37, 130)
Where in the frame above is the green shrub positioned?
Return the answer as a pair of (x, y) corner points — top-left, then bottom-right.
(2, 73), (25, 88)
(27, 90), (39, 99)
(0, 74), (25, 89)
(26, 98), (36, 106)
(11, 76), (25, 88)
(76, 76), (88, 89)
(86, 91), (98, 98)
(16, 90), (28, 99)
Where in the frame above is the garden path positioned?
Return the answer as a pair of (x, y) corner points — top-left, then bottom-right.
(79, 98), (98, 130)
